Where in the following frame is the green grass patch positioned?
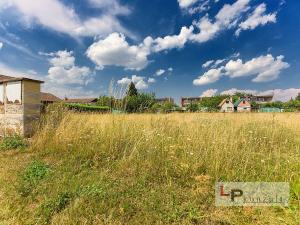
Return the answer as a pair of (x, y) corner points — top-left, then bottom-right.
(0, 135), (28, 151)
(37, 192), (72, 224)
(17, 160), (51, 197)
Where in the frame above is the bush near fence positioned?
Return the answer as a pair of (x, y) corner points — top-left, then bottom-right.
(65, 103), (110, 113)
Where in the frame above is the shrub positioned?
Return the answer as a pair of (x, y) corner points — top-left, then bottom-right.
(65, 103), (110, 112)
(17, 160), (50, 197)
(125, 93), (155, 113)
(0, 135), (28, 151)
(37, 192), (72, 224)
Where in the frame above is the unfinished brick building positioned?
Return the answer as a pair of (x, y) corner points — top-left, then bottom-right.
(0, 75), (44, 137)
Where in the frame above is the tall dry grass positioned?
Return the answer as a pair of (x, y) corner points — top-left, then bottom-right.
(0, 111), (299, 224)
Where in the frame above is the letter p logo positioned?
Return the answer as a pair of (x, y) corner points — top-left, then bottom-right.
(230, 189), (243, 202)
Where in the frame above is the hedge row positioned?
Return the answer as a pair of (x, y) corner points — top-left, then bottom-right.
(65, 103), (110, 112)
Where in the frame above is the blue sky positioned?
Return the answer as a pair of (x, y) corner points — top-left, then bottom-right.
(0, 0), (299, 102)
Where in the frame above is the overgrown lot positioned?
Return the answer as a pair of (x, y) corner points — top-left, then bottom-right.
(0, 112), (299, 224)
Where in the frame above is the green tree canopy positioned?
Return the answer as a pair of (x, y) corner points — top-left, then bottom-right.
(125, 93), (155, 113)
(126, 82), (138, 97)
(187, 102), (199, 112)
(97, 96), (112, 107)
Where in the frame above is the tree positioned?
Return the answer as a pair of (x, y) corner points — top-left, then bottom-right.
(187, 102), (199, 112)
(198, 95), (227, 110)
(125, 93), (155, 113)
(296, 93), (300, 101)
(97, 96), (112, 107)
(126, 82), (138, 97)
(161, 101), (176, 113)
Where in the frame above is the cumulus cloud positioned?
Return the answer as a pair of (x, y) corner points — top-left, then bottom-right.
(153, 26), (194, 52)
(220, 88), (300, 102)
(86, 33), (151, 71)
(117, 75), (154, 90)
(178, 0), (212, 15)
(154, 0), (252, 52)
(0, 0), (132, 38)
(188, 0), (211, 15)
(46, 50), (93, 85)
(225, 54), (289, 82)
(194, 54), (289, 85)
(88, 0), (130, 15)
(236, 3), (277, 36)
(193, 67), (224, 85)
(220, 88), (258, 96)
(260, 89), (300, 102)
(202, 60), (214, 68)
(155, 69), (165, 76)
(178, 0), (199, 9)
(201, 89), (218, 97)
(190, 0), (250, 43)
(0, 42), (3, 50)
(86, 1), (277, 70)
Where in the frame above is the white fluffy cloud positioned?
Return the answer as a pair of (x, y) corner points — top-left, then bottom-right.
(194, 54), (289, 85)
(88, 0), (130, 15)
(47, 50), (93, 85)
(220, 88), (258, 96)
(220, 88), (300, 102)
(86, 33), (151, 71)
(178, 0), (211, 15)
(201, 89), (218, 97)
(225, 55), (289, 82)
(193, 67), (223, 85)
(236, 3), (277, 36)
(202, 60), (214, 68)
(178, 0), (199, 9)
(0, 42), (3, 50)
(86, 1), (277, 70)
(117, 75), (154, 90)
(153, 26), (194, 52)
(190, 0), (250, 43)
(0, 0), (131, 38)
(154, 0), (252, 52)
(155, 69), (165, 76)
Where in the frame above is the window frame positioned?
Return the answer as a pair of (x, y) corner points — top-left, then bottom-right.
(5, 81), (23, 105)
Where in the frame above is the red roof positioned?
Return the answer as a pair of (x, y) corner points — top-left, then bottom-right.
(41, 92), (62, 102)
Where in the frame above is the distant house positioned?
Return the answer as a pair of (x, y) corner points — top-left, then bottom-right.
(155, 97), (174, 104)
(41, 92), (61, 105)
(64, 98), (98, 104)
(218, 97), (234, 112)
(242, 95), (273, 104)
(181, 97), (202, 108)
(234, 98), (251, 112)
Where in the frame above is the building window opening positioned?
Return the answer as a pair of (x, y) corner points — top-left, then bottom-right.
(6, 82), (22, 104)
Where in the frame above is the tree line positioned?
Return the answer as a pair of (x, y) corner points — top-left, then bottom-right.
(96, 83), (300, 113)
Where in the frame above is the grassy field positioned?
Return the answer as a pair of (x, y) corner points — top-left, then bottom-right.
(0, 112), (299, 224)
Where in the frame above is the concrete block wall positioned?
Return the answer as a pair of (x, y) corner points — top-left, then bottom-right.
(0, 80), (42, 137)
